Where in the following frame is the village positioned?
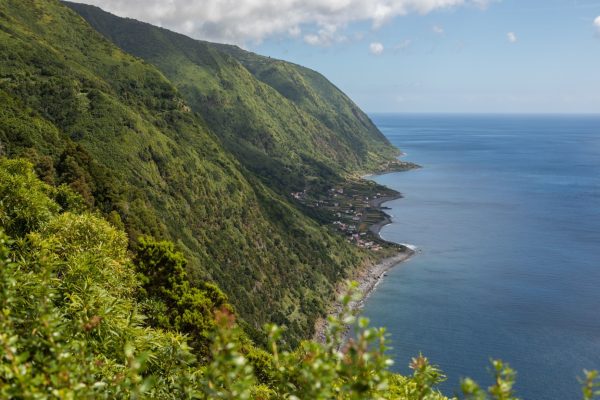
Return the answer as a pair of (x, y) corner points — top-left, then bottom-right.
(290, 178), (401, 252)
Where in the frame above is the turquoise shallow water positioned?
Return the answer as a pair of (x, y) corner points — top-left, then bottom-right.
(363, 114), (600, 399)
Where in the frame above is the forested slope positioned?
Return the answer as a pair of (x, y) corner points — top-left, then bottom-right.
(0, 0), (374, 345)
(64, 1), (400, 194)
(0, 157), (455, 399)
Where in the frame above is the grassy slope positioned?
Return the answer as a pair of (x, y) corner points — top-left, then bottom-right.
(0, 0), (371, 346)
(64, 2), (400, 195)
(212, 42), (394, 162)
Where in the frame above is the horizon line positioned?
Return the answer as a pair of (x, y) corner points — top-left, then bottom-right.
(366, 111), (600, 116)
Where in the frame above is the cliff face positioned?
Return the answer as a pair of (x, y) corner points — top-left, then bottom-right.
(0, 0), (397, 345)
(64, 1), (400, 195)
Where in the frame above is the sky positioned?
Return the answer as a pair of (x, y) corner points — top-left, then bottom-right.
(75, 0), (600, 114)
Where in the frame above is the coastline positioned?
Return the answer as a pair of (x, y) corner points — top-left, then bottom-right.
(346, 247), (415, 312)
(313, 193), (415, 343)
(368, 194), (401, 240)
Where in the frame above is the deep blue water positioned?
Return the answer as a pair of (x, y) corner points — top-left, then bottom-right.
(363, 114), (600, 399)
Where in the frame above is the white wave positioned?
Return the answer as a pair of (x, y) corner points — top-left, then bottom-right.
(400, 243), (418, 251)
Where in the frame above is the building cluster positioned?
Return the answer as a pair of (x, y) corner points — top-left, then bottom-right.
(349, 233), (382, 251)
(290, 190), (307, 200)
(333, 220), (357, 233)
(291, 185), (388, 252)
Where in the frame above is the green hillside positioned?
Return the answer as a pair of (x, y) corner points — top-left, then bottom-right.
(64, 1), (400, 194)
(0, 0), (380, 346)
(0, 157), (453, 398)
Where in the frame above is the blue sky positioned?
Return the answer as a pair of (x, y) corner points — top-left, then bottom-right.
(80, 0), (600, 113)
(248, 0), (600, 114)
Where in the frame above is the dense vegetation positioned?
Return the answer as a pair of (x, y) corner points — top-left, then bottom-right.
(64, 1), (399, 195)
(1, 159), (598, 398)
(0, 0), (392, 346)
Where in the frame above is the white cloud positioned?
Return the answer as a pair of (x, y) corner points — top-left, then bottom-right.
(594, 16), (600, 31)
(369, 42), (384, 55)
(288, 26), (301, 38)
(432, 25), (444, 35)
(302, 25), (346, 46)
(507, 31), (517, 43)
(304, 34), (322, 46)
(73, 0), (493, 45)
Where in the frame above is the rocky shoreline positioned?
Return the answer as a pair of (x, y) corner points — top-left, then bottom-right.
(312, 191), (415, 343)
(313, 247), (414, 343)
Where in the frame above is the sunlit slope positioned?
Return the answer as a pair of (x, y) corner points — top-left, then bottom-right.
(0, 0), (369, 345)
(66, 1), (400, 194)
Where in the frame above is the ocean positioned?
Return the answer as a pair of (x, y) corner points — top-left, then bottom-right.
(363, 114), (600, 399)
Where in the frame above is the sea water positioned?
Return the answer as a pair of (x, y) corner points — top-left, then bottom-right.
(363, 114), (600, 399)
